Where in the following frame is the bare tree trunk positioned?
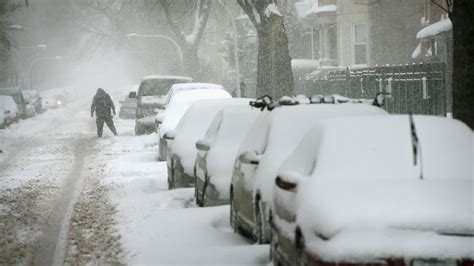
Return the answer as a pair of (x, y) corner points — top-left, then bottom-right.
(238, 0), (295, 99)
(449, 0), (474, 129)
(257, 15), (294, 98)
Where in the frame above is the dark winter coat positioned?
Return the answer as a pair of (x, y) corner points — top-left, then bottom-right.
(91, 88), (115, 118)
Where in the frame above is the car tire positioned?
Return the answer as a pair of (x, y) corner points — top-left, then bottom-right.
(230, 190), (238, 234)
(255, 199), (266, 244)
(270, 227), (280, 265)
(195, 175), (201, 206)
(295, 229), (308, 266)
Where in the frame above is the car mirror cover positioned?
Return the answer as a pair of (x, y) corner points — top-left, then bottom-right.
(239, 151), (260, 165)
(164, 131), (175, 140)
(195, 139), (211, 151)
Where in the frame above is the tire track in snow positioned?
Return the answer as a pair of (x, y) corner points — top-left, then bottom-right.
(32, 138), (94, 266)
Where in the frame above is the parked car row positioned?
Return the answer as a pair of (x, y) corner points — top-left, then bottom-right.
(167, 93), (472, 265)
(119, 75), (473, 265)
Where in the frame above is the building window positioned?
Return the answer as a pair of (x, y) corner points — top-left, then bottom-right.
(354, 24), (367, 65)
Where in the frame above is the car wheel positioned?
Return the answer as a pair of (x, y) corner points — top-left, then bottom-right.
(168, 166), (174, 190)
(230, 190), (238, 233)
(295, 229), (308, 266)
(270, 226), (280, 264)
(195, 175), (201, 206)
(202, 186), (208, 207)
(255, 199), (266, 244)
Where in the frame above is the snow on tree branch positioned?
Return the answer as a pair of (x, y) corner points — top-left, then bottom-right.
(159, 0), (211, 48)
(237, 0), (281, 29)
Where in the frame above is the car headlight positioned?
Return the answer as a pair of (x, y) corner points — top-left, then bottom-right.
(57, 100), (62, 106)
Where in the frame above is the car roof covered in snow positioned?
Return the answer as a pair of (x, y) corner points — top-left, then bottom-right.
(159, 88), (232, 138)
(237, 104), (388, 203)
(0, 95), (19, 111)
(164, 83), (225, 106)
(171, 98), (252, 175)
(283, 115), (473, 260)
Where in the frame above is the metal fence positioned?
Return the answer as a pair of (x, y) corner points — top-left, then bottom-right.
(300, 62), (447, 116)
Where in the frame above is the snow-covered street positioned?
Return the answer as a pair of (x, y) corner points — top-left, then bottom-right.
(0, 100), (269, 265)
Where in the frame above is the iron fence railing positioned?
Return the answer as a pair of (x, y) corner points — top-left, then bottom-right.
(300, 62), (447, 116)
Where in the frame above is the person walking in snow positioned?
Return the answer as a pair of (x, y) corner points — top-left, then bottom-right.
(91, 88), (118, 137)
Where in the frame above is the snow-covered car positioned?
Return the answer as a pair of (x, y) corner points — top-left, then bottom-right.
(271, 115), (474, 266)
(166, 98), (250, 189)
(156, 86), (231, 161)
(0, 87), (35, 119)
(21, 89), (43, 113)
(0, 95), (19, 127)
(194, 104), (259, 207)
(161, 83), (225, 112)
(135, 75), (192, 135)
(119, 85), (138, 119)
(230, 103), (388, 243)
(0, 108), (6, 129)
(41, 88), (68, 109)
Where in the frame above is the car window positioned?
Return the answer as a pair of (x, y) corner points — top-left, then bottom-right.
(139, 79), (189, 97)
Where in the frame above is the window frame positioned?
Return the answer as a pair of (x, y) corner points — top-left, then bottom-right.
(352, 23), (368, 66)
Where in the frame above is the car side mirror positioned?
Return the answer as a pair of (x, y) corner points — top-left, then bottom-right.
(164, 130), (175, 140)
(239, 151), (260, 165)
(275, 172), (301, 192)
(195, 139), (211, 151)
(128, 91), (136, 99)
(156, 113), (165, 124)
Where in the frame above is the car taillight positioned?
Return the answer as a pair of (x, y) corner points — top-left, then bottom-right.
(275, 176), (297, 191)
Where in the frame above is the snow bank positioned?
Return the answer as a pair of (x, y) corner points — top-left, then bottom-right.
(102, 118), (269, 264)
(417, 18), (452, 39)
(159, 88), (231, 138)
(289, 115), (473, 260)
(239, 104), (387, 203)
(204, 106), (260, 198)
(171, 98), (252, 176)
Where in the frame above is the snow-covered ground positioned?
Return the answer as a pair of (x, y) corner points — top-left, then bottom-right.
(103, 118), (270, 264)
(0, 96), (270, 265)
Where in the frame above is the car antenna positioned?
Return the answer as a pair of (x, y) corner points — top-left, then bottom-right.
(409, 113), (423, 180)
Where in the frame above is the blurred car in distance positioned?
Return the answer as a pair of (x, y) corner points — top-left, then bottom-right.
(135, 75), (192, 135)
(194, 104), (259, 207)
(21, 89), (43, 113)
(41, 88), (68, 109)
(231, 102), (388, 243)
(119, 85), (138, 119)
(0, 95), (19, 127)
(0, 87), (35, 118)
(271, 115), (474, 266)
(156, 85), (231, 161)
(166, 98), (250, 189)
